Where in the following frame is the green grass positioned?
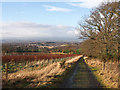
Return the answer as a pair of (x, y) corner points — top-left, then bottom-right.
(72, 61), (90, 88)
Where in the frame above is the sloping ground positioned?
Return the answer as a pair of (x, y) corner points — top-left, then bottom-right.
(61, 57), (103, 88)
(2, 55), (82, 88)
(85, 58), (119, 88)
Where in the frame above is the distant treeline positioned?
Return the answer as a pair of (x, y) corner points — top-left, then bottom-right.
(2, 43), (81, 54)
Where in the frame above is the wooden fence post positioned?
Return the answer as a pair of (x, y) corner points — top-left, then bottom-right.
(5, 63), (8, 82)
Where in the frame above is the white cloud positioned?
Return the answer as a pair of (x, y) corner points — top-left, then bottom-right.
(41, 0), (118, 10)
(67, 30), (79, 36)
(68, 0), (112, 8)
(1, 22), (79, 39)
(43, 5), (72, 12)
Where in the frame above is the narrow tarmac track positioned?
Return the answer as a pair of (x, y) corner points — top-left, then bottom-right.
(60, 57), (103, 88)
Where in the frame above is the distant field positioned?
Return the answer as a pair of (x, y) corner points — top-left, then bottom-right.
(51, 52), (67, 54)
(2, 53), (79, 63)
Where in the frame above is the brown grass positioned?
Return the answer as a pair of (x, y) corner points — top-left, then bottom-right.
(85, 57), (119, 88)
(2, 55), (82, 88)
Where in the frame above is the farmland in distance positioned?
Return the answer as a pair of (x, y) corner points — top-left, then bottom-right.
(2, 41), (82, 88)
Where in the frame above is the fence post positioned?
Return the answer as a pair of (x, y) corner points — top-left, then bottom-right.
(5, 63), (8, 82)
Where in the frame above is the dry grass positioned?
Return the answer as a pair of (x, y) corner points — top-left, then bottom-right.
(85, 57), (119, 88)
(65, 55), (82, 64)
(2, 55), (82, 88)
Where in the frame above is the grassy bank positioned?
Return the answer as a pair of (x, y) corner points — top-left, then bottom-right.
(85, 57), (119, 88)
(2, 56), (81, 88)
(39, 61), (78, 88)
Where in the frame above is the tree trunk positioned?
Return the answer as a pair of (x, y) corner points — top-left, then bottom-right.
(118, 61), (120, 88)
(118, 43), (120, 88)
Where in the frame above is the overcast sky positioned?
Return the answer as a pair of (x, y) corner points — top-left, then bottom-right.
(1, 0), (108, 41)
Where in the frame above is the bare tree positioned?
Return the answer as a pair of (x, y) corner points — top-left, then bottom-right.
(78, 1), (119, 87)
(78, 1), (118, 67)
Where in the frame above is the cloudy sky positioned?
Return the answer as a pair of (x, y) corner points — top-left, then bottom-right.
(1, 0), (107, 41)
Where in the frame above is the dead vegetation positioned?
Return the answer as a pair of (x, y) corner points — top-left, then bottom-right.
(85, 57), (119, 88)
(2, 55), (82, 88)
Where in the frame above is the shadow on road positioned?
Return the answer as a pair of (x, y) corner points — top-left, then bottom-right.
(60, 57), (103, 88)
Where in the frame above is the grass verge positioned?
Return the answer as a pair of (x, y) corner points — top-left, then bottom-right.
(88, 66), (106, 88)
(86, 57), (119, 88)
(39, 62), (78, 88)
